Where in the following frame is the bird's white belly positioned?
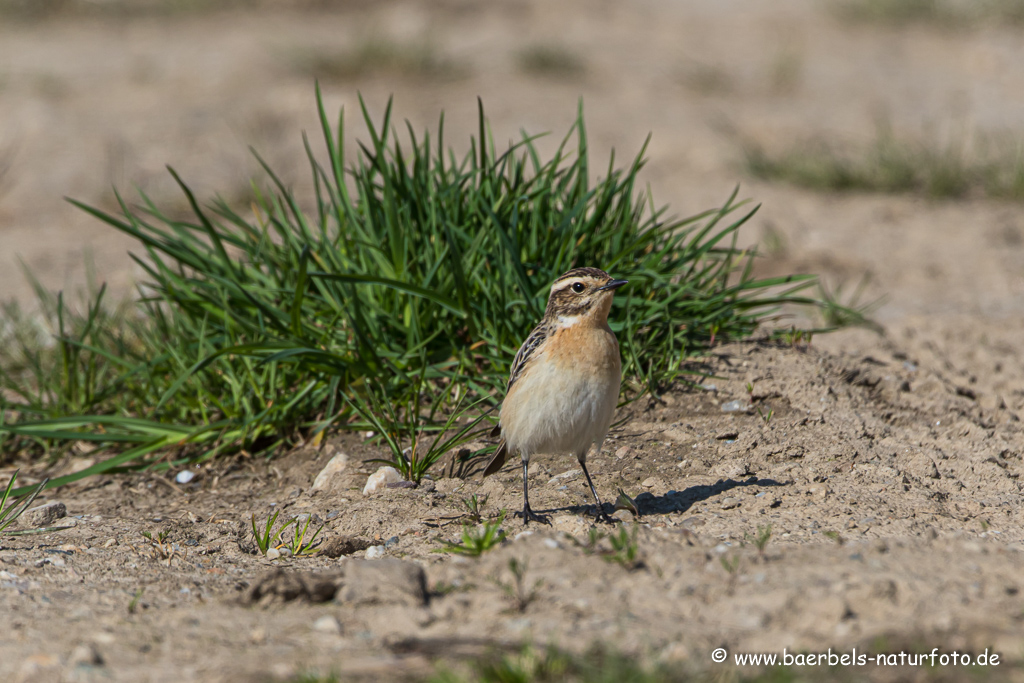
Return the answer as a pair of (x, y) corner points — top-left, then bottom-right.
(500, 349), (620, 459)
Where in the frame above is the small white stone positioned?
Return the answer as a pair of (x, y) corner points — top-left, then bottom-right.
(175, 470), (195, 484)
(514, 530), (534, 541)
(312, 615), (342, 634)
(365, 545), (386, 559)
(265, 548), (281, 560)
(543, 538), (560, 549)
(68, 643), (103, 667)
(311, 452), (349, 492)
(362, 466), (403, 496)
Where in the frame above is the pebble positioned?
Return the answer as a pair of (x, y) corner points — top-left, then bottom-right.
(614, 446), (631, 459)
(514, 531), (534, 541)
(312, 615), (342, 635)
(611, 510), (633, 523)
(721, 400), (752, 413)
(548, 469), (582, 485)
(265, 548), (281, 561)
(365, 545), (386, 560)
(641, 476), (658, 489)
(68, 643), (104, 667)
(175, 470), (195, 484)
(543, 538), (560, 549)
(25, 502), (66, 527)
(311, 452), (349, 492)
(720, 497), (741, 510)
(362, 466), (403, 496)
(384, 536), (400, 549)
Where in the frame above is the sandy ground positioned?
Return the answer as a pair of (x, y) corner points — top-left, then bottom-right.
(3, 0), (1024, 681)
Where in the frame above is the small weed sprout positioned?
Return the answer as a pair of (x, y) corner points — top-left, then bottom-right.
(461, 494), (488, 524)
(720, 552), (741, 594)
(824, 530), (844, 546)
(142, 528), (169, 544)
(574, 527), (606, 553)
(744, 524), (773, 559)
(282, 516), (324, 556)
(251, 510), (289, 556)
(141, 529), (170, 543)
(574, 525), (642, 569)
(756, 406), (774, 426)
(140, 528), (179, 563)
(490, 557), (543, 613)
(781, 326), (814, 348)
(435, 510), (508, 556)
(605, 524), (642, 570)
(127, 587), (145, 615)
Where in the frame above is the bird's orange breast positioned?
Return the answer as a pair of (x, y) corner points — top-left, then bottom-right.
(548, 321), (620, 374)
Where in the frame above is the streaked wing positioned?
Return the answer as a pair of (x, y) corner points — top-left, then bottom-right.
(506, 322), (550, 393)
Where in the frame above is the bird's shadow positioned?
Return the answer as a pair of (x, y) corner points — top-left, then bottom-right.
(546, 476), (787, 520)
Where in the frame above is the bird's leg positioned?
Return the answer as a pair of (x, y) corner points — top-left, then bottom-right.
(514, 459), (548, 525)
(580, 458), (616, 524)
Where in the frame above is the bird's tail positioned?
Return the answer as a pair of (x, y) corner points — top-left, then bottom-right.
(482, 439), (508, 477)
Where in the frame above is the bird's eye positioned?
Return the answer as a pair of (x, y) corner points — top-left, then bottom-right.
(571, 282), (586, 293)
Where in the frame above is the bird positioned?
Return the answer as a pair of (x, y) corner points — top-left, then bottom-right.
(483, 267), (627, 524)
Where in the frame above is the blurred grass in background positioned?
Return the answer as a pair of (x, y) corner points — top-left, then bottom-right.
(743, 124), (1024, 200)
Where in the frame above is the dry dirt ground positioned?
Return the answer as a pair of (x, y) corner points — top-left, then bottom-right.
(3, 1), (1024, 681)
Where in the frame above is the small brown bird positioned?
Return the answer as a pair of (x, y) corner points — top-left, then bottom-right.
(483, 267), (627, 524)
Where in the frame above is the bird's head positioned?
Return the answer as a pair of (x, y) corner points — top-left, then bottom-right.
(544, 267), (627, 325)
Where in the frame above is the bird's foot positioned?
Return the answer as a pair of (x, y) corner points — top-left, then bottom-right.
(514, 505), (550, 526)
(590, 504), (619, 525)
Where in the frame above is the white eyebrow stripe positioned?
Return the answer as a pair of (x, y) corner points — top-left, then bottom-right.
(550, 278), (586, 294)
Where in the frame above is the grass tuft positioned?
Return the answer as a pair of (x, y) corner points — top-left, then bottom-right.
(1, 89), (830, 493)
(435, 511), (508, 557)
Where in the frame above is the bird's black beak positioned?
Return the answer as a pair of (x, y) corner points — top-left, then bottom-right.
(598, 279), (628, 292)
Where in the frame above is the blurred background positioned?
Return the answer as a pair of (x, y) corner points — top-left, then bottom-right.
(2, 0), (1024, 329)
